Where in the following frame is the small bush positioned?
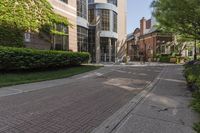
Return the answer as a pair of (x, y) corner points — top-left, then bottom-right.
(0, 46), (90, 70)
(185, 64), (200, 85)
(159, 54), (171, 63)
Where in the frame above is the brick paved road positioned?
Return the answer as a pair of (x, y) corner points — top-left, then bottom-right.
(0, 66), (163, 133)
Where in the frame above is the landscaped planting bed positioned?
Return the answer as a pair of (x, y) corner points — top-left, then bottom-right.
(0, 46), (90, 71)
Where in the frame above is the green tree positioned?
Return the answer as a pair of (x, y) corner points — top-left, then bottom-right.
(152, 0), (200, 60)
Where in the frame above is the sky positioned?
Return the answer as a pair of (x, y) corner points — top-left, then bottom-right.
(127, 0), (154, 34)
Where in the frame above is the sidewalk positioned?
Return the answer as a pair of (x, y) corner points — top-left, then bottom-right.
(113, 65), (199, 133)
(92, 65), (199, 133)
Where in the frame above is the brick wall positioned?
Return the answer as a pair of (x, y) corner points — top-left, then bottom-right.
(139, 33), (173, 60)
(25, 33), (51, 50)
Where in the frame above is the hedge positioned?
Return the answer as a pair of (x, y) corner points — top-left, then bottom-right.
(0, 46), (90, 70)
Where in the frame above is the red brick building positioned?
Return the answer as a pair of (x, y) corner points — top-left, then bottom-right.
(127, 17), (173, 61)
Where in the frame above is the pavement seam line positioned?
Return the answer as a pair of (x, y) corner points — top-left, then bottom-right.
(90, 66), (167, 133)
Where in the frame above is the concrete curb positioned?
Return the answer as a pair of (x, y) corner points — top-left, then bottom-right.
(91, 66), (167, 133)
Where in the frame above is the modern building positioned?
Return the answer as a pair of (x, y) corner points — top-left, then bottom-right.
(24, 0), (127, 63)
(127, 17), (173, 61)
(88, 0), (127, 63)
(77, 0), (89, 52)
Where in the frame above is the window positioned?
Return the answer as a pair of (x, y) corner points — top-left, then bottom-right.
(60, 0), (68, 4)
(100, 37), (109, 62)
(88, 0), (94, 4)
(107, 0), (117, 6)
(89, 9), (96, 25)
(54, 24), (69, 50)
(77, 26), (88, 52)
(113, 11), (117, 33)
(98, 9), (110, 31)
(77, 0), (87, 19)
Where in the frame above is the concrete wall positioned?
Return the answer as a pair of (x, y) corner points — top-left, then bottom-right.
(116, 0), (127, 58)
(117, 0), (127, 41)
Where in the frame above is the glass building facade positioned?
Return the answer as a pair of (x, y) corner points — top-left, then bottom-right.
(77, 0), (87, 19)
(113, 11), (117, 32)
(77, 26), (88, 52)
(77, 0), (89, 52)
(98, 9), (110, 31)
(88, 9), (95, 25)
(88, 0), (119, 62)
(100, 38), (116, 62)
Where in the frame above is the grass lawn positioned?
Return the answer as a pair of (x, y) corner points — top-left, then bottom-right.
(0, 65), (101, 88)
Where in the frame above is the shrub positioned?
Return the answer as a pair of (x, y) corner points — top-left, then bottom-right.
(159, 54), (171, 63)
(194, 122), (200, 133)
(0, 46), (90, 70)
(185, 64), (200, 85)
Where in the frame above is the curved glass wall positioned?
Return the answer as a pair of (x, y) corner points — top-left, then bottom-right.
(77, 0), (87, 19)
(77, 26), (88, 52)
(113, 11), (117, 33)
(89, 8), (117, 33)
(98, 9), (110, 31)
(89, 9), (96, 25)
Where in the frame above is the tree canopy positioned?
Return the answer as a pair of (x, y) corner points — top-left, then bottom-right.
(152, 0), (200, 40)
